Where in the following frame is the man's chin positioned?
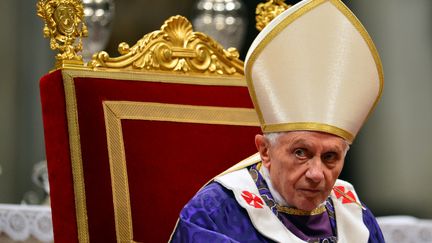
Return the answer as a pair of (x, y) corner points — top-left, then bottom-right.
(293, 198), (324, 211)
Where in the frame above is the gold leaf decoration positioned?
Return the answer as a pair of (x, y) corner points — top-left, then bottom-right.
(89, 16), (244, 75)
(256, 0), (291, 31)
(37, 0), (88, 68)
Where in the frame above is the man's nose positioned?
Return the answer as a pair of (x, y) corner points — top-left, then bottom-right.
(305, 159), (324, 183)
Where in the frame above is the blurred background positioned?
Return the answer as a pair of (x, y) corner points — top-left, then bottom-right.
(0, 0), (431, 218)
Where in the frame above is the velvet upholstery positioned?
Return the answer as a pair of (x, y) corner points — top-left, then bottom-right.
(40, 69), (260, 242)
(40, 70), (79, 242)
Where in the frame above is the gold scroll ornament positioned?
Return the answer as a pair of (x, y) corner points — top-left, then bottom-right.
(89, 16), (244, 75)
(37, 0), (88, 69)
(256, 0), (291, 31)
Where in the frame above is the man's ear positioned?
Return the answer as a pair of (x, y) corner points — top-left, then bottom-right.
(255, 134), (271, 168)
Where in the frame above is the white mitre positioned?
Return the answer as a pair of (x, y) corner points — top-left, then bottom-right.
(245, 0), (383, 143)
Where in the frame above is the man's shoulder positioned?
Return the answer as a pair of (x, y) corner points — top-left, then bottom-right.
(174, 181), (273, 243)
(334, 179), (359, 198)
(196, 182), (234, 201)
(180, 159), (258, 219)
(333, 179), (363, 205)
(335, 178), (355, 189)
(182, 182), (236, 215)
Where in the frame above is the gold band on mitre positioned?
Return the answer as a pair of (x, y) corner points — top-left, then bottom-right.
(245, 0), (383, 143)
(262, 122), (354, 143)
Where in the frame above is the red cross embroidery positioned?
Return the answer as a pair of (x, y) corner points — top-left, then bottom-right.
(333, 186), (357, 204)
(241, 191), (264, 208)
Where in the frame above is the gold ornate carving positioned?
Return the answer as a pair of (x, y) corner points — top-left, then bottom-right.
(89, 16), (244, 75)
(37, 0), (88, 68)
(256, 0), (291, 31)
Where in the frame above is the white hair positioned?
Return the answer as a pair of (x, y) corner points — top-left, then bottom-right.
(264, 132), (283, 146)
(264, 132), (350, 156)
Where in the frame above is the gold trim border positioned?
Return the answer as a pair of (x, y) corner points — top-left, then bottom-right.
(61, 68), (254, 243)
(104, 101), (260, 126)
(246, 0), (384, 142)
(62, 69), (247, 87)
(62, 71), (90, 243)
(103, 101), (259, 242)
(262, 122), (354, 143)
(103, 103), (133, 242)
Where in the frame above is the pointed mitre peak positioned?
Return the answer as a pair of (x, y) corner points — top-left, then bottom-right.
(245, 0), (383, 143)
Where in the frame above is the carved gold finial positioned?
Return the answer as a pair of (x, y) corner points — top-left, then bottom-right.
(37, 0), (88, 69)
(89, 16), (244, 75)
(256, 0), (291, 31)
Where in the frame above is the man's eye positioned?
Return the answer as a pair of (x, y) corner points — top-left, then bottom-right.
(294, 148), (307, 158)
(323, 152), (337, 162)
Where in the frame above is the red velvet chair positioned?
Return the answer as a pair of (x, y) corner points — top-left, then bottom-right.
(39, 15), (260, 243)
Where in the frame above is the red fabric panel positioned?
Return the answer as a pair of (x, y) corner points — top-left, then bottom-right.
(123, 120), (260, 242)
(73, 77), (254, 108)
(39, 70), (79, 243)
(73, 77), (259, 242)
(40, 74), (259, 242)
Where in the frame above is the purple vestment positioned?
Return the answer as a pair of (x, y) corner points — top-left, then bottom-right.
(171, 164), (384, 242)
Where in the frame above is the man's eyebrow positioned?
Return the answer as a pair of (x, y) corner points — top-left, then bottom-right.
(288, 138), (344, 152)
(324, 145), (344, 153)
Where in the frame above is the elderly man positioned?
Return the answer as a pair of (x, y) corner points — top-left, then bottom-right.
(171, 0), (385, 242)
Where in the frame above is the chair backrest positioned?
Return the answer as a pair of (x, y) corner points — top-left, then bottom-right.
(39, 13), (260, 243)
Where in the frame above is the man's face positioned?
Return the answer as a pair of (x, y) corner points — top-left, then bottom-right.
(256, 131), (347, 211)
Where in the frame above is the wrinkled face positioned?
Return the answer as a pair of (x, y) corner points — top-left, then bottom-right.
(255, 131), (347, 211)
